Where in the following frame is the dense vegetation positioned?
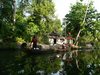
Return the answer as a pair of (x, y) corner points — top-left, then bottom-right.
(0, 0), (100, 75)
(63, 0), (100, 47)
(0, 0), (99, 48)
(0, 0), (61, 48)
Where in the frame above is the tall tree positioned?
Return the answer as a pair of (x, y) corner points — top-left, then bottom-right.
(0, 0), (16, 41)
(17, 0), (61, 43)
(63, 1), (100, 44)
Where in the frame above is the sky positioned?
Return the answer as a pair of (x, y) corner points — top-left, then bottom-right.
(53, 0), (100, 23)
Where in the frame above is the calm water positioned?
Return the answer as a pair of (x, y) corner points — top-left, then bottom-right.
(0, 50), (63, 75)
(0, 49), (100, 75)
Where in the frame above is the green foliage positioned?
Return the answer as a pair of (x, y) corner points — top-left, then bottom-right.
(16, 0), (61, 43)
(63, 1), (100, 45)
(80, 32), (94, 43)
(0, 0), (16, 43)
(16, 37), (25, 44)
(24, 0), (61, 43)
(0, 0), (14, 22)
(63, 2), (87, 37)
(0, 0), (61, 47)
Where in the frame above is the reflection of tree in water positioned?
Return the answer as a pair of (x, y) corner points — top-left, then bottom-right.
(64, 57), (81, 75)
(1, 50), (100, 75)
(34, 55), (61, 74)
(1, 51), (61, 75)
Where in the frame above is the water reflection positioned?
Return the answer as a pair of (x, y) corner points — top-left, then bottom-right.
(0, 50), (62, 75)
(0, 49), (100, 75)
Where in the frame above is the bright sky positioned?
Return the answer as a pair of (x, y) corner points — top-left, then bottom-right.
(53, 0), (100, 23)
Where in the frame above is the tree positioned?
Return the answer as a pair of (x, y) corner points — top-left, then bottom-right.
(0, 0), (61, 47)
(16, 0), (61, 43)
(0, 0), (16, 42)
(63, 1), (100, 45)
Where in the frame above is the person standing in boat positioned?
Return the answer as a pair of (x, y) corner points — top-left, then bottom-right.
(31, 35), (38, 50)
